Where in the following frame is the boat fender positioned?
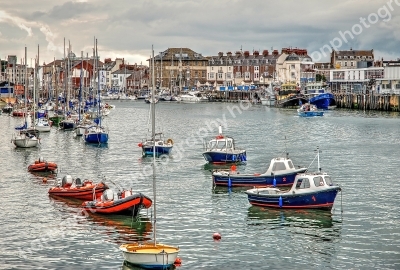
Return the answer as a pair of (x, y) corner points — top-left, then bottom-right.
(279, 196), (283, 208)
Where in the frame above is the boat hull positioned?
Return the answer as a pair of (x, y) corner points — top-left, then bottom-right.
(203, 150), (247, 164)
(49, 183), (108, 201)
(142, 146), (172, 156)
(298, 111), (324, 117)
(120, 243), (179, 269)
(12, 137), (39, 148)
(246, 188), (340, 210)
(84, 133), (109, 143)
(309, 93), (335, 110)
(82, 193), (152, 215)
(28, 162), (57, 172)
(59, 120), (76, 130)
(212, 168), (307, 187)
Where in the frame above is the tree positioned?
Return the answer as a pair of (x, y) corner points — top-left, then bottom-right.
(316, 74), (327, 82)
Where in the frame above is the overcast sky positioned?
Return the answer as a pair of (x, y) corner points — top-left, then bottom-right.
(1, 0), (400, 66)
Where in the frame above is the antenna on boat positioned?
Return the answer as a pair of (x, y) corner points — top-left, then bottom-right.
(315, 146), (321, 172)
(218, 125), (222, 135)
(284, 136), (288, 159)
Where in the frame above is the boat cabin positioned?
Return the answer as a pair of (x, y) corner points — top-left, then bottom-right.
(289, 172), (333, 193)
(265, 157), (296, 174)
(206, 135), (235, 152)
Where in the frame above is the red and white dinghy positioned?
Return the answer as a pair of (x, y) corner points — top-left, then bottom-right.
(81, 189), (152, 216)
(48, 175), (109, 201)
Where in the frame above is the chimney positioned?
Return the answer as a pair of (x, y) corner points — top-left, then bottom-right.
(253, 51), (259, 56)
(218, 52), (223, 57)
(262, 50), (269, 56)
(235, 51), (241, 57)
(244, 51), (250, 57)
(273, 50), (279, 56)
(227, 51), (232, 57)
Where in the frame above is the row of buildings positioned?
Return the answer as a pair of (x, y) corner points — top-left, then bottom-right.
(1, 46), (400, 99)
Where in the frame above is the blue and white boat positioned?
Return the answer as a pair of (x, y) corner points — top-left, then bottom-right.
(84, 125), (109, 143)
(305, 82), (335, 110)
(139, 133), (173, 156)
(297, 103), (324, 117)
(245, 147), (341, 210)
(202, 126), (247, 164)
(212, 153), (306, 187)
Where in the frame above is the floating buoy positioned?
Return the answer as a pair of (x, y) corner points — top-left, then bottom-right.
(213, 232), (221, 240)
(138, 143), (143, 147)
(279, 196), (283, 208)
(42, 177), (48, 183)
(174, 257), (182, 266)
(230, 165), (237, 172)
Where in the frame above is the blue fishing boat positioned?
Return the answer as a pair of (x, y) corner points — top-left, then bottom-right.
(297, 103), (324, 117)
(212, 153), (306, 187)
(139, 133), (173, 156)
(202, 125), (246, 164)
(305, 82), (335, 110)
(245, 147), (341, 210)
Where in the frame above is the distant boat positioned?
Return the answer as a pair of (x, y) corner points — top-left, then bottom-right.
(139, 132), (173, 157)
(28, 157), (57, 172)
(202, 125), (247, 164)
(305, 82), (336, 110)
(245, 147), (342, 210)
(275, 82), (307, 108)
(297, 103), (324, 117)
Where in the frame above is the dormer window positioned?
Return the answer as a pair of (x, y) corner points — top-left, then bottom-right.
(344, 56), (348, 59)
(338, 56), (342, 59)
(350, 56), (354, 59)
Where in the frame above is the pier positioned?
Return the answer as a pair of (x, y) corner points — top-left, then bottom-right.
(333, 93), (400, 111)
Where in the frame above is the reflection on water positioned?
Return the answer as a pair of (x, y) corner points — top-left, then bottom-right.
(122, 260), (177, 270)
(247, 206), (342, 242)
(49, 195), (153, 244)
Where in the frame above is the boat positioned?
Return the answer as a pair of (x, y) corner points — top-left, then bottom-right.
(259, 85), (276, 106)
(59, 117), (77, 130)
(202, 125), (247, 164)
(34, 117), (52, 132)
(144, 96), (158, 104)
(245, 147), (341, 210)
(297, 103), (324, 117)
(28, 157), (57, 172)
(139, 133), (173, 157)
(81, 188), (152, 216)
(84, 39), (109, 144)
(48, 175), (109, 201)
(275, 82), (308, 108)
(120, 45), (180, 269)
(84, 124), (109, 143)
(305, 82), (336, 110)
(2, 103), (13, 114)
(180, 91), (208, 102)
(212, 153), (307, 187)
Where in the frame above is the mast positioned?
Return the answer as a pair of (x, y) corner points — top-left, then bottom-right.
(96, 38), (101, 125)
(24, 47), (27, 126)
(151, 45), (157, 246)
(79, 51), (83, 122)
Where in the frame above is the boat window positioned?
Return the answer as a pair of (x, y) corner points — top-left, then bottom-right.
(313, 176), (324, 187)
(296, 178), (310, 189)
(272, 162), (286, 171)
(287, 160), (294, 169)
(216, 140), (226, 149)
(208, 141), (217, 149)
(226, 141), (233, 149)
(324, 176), (333, 186)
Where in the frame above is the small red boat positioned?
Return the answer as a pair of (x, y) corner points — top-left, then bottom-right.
(28, 158), (58, 172)
(12, 109), (26, 117)
(81, 189), (152, 216)
(48, 175), (109, 201)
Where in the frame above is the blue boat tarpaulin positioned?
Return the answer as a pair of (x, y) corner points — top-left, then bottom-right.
(228, 86), (234, 91)
(219, 87), (226, 91)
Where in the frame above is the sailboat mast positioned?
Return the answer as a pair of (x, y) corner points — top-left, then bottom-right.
(79, 51), (83, 121)
(24, 47), (27, 123)
(151, 45), (157, 246)
(96, 38), (101, 125)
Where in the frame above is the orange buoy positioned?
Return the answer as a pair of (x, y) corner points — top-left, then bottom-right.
(213, 232), (221, 240)
(174, 257), (182, 266)
(230, 165), (237, 171)
(138, 143), (143, 147)
(42, 178), (48, 183)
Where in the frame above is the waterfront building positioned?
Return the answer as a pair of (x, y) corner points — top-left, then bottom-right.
(329, 67), (384, 93)
(276, 48), (313, 86)
(331, 49), (374, 69)
(149, 48), (208, 92)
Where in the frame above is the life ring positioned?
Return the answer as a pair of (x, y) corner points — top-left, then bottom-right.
(166, 138), (174, 145)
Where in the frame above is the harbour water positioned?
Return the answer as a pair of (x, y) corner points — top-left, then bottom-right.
(1, 101), (400, 269)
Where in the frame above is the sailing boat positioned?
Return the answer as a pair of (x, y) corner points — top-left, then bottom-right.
(12, 47), (39, 148)
(84, 38), (109, 144)
(120, 46), (180, 269)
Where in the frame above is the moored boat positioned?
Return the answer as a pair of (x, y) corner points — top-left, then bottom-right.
(48, 175), (109, 201)
(139, 133), (173, 157)
(28, 157), (57, 172)
(202, 125), (246, 164)
(305, 82), (336, 110)
(212, 153), (306, 187)
(81, 189), (152, 216)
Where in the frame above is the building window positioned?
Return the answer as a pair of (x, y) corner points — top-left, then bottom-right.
(235, 72), (241, 78)
(202, 71), (206, 78)
(351, 61), (354, 66)
(227, 72), (232, 79)
(244, 72), (250, 79)
(209, 72), (214, 79)
(218, 73), (223, 79)
(254, 66), (259, 71)
(344, 61), (348, 66)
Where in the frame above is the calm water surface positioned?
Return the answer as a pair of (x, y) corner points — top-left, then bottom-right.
(0, 101), (399, 270)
